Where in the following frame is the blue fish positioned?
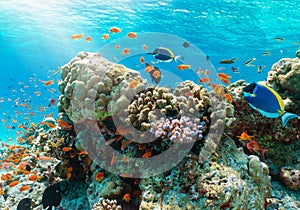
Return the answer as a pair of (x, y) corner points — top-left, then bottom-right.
(243, 82), (299, 126)
(149, 47), (181, 62)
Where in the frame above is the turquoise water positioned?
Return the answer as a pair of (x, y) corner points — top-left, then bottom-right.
(0, 0), (299, 141)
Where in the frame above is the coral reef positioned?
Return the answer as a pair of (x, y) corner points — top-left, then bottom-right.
(92, 198), (122, 210)
(139, 137), (271, 209)
(266, 57), (300, 114)
(279, 167), (300, 190)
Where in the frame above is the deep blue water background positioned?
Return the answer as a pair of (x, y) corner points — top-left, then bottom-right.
(0, 0), (300, 141)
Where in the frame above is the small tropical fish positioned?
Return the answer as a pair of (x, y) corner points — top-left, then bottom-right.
(145, 62), (154, 72)
(204, 69), (209, 76)
(115, 126), (131, 135)
(244, 58), (256, 66)
(49, 98), (56, 106)
(142, 149), (152, 158)
(102, 33), (110, 40)
(123, 193), (131, 203)
(127, 32), (136, 38)
(225, 93), (233, 104)
(42, 183), (62, 209)
(9, 180), (20, 187)
(237, 131), (254, 141)
(219, 58), (238, 64)
(231, 66), (239, 73)
(121, 139), (133, 151)
(150, 47), (181, 62)
(28, 174), (40, 181)
(257, 65), (266, 74)
(19, 185), (31, 192)
(243, 82), (299, 126)
(143, 44), (148, 51)
(62, 147), (73, 152)
(149, 67), (161, 84)
(139, 56), (145, 64)
(44, 80), (54, 86)
(85, 36), (92, 42)
(246, 140), (267, 159)
(95, 172), (105, 182)
(199, 78), (211, 83)
(34, 91), (41, 96)
(197, 68), (203, 75)
(217, 67), (225, 71)
(262, 50), (271, 56)
(220, 77), (230, 85)
(218, 73), (232, 80)
(46, 123), (56, 129)
(110, 152), (115, 166)
(109, 27), (122, 33)
(274, 37), (284, 41)
(70, 33), (84, 40)
(182, 41), (191, 48)
(122, 48), (130, 56)
(38, 156), (52, 161)
(177, 64), (191, 70)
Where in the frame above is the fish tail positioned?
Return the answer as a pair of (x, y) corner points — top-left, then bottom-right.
(174, 55), (182, 62)
(281, 112), (299, 127)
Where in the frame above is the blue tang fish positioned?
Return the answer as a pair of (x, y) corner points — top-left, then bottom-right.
(243, 82), (299, 126)
(149, 47), (181, 62)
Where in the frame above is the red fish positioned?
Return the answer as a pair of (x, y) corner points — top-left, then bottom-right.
(246, 140), (267, 158)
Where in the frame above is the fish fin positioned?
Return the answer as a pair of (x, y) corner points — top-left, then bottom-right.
(281, 112), (299, 127)
(250, 104), (279, 118)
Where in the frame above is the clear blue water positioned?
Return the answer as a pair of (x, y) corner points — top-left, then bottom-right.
(0, 0), (300, 141)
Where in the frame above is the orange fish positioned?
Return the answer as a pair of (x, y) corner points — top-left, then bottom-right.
(204, 69), (210, 77)
(127, 32), (136, 38)
(199, 78), (211, 83)
(115, 45), (120, 49)
(38, 156), (52, 161)
(67, 167), (73, 173)
(62, 147), (73, 152)
(218, 73), (232, 80)
(143, 44), (148, 51)
(197, 68), (203, 75)
(145, 62), (154, 72)
(85, 36), (92, 42)
(95, 172), (105, 182)
(47, 123), (56, 129)
(123, 193), (131, 203)
(177, 64), (191, 70)
(122, 48), (130, 55)
(57, 119), (72, 130)
(9, 181), (20, 187)
(34, 91), (41, 96)
(103, 33), (110, 40)
(139, 56), (145, 64)
(121, 139), (133, 151)
(78, 150), (88, 155)
(44, 80), (54, 86)
(110, 152), (115, 166)
(237, 132), (254, 141)
(142, 149), (152, 158)
(109, 27), (121, 33)
(225, 93), (233, 104)
(66, 173), (72, 180)
(152, 70), (161, 79)
(70, 33), (84, 40)
(220, 77), (230, 85)
(19, 185), (30, 192)
(0, 188), (4, 195)
(28, 175), (40, 181)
